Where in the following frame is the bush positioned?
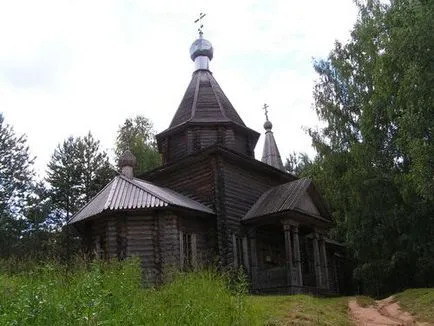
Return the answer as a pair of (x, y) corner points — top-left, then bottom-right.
(0, 258), (260, 325)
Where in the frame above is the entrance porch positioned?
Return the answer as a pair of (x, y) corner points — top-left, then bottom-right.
(241, 178), (346, 295)
(246, 219), (343, 295)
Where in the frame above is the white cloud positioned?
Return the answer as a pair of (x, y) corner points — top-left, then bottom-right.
(0, 0), (358, 177)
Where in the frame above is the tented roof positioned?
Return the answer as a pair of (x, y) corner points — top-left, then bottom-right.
(169, 70), (246, 128)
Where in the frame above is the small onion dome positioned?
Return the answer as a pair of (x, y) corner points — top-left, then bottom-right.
(118, 149), (137, 168)
(264, 120), (273, 131)
(190, 37), (213, 61)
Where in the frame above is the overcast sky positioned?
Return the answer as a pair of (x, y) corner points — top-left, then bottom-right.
(0, 0), (358, 178)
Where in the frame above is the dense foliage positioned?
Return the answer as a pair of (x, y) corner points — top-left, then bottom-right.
(0, 259), (259, 326)
(115, 115), (161, 175)
(305, 0), (434, 295)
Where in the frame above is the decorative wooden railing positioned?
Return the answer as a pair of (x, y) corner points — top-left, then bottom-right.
(252, 266), (288, 292)
(251, 266), (336, 296)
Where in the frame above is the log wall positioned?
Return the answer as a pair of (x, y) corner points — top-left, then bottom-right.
(146, 157), (214, 207)
(168, 131), (188, 162)
(85, 212), (218, 284)
(146, 148), (294, 270)
(125, 215), (156, 283)
(158, 213), (180, 272)
(222, 159), (290, 233)
(119, 214), (182, 284)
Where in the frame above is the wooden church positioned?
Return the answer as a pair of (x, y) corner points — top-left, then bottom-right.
(68, 30), (347, 295)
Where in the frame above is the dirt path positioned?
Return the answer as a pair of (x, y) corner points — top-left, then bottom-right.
(348, 296), (432, 326)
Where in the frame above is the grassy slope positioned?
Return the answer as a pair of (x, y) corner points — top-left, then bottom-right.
(248, 289), (434, 325)
(248, 295), (352, 326)
(395, 288), (434, 323)
(1, 259), (432, 325)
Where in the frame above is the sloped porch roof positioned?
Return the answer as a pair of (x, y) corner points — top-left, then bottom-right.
(68, 175), (214, 224)
(243, 178), (332, 224)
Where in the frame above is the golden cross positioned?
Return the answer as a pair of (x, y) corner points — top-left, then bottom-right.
(194, 12), (206, 36)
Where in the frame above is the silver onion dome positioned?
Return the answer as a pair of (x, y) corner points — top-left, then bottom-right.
(190, 36), (214, 61)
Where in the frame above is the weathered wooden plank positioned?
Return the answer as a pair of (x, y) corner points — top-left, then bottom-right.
(145, 158), (213, 207)
(159, 214), (179, 269)
(221, 158), (292, 239)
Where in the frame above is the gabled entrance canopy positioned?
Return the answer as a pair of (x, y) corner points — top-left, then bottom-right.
(242, 178), (332, 227)
(243, 178), (337, 294)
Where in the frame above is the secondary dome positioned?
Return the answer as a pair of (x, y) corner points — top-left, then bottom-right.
(264, 120), (273, 131)
(118, 149), (137, 168)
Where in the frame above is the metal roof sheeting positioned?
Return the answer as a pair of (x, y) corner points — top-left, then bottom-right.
(68, 175), (214, 224)
(243, 178), (312, 220)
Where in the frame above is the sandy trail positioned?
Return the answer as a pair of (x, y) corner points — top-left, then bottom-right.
(348, 296), (432, 326)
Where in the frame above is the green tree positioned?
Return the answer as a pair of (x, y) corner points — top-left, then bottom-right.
(308, 0), (434, 295)
(115, 115), (161, 175)
(0, 114), (35, 217)
(77, 133), (115, 202)
(46, 132), (115, 225)
(16, 182), (58, 258)
(284, 152), (312, 176)
(0, 114), (35, 256)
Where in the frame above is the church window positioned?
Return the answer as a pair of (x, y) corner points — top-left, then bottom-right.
(180, 231), (197, 270)
(95, 222), (108, 259)
(233, 234), (245, 268)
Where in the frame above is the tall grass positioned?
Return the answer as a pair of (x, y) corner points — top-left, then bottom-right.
(0, 258), (261, 325)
